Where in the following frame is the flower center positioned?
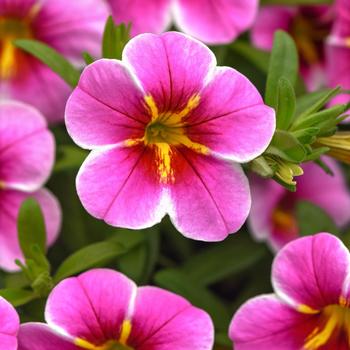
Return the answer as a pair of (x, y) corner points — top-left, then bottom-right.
(304, 301), (350, 349)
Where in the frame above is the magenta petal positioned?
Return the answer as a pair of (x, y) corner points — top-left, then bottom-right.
(18, 323), (79, 350)
(0, 297), (19, 350)
(130, 286), (214, 349)
(109, 0), (172, 36)
(65, 59), (149, 149)
(174, 0), (258, 44)
(0, 101), (54, 191)
(230, 294), (317, 350)
(169, 149), (251, 241)
(187, 67), (275, 162)
(123, 32), (216, 112)
(0, 188), (61, 271)
(272, 233), (350, 310)
(45, 269), (136, 344)
(77, 146), (166, 229)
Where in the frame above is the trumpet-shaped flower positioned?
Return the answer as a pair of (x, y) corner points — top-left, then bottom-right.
(0, 296), (19, 350)
(251, 5), (333, 90)
(107, 0), (258, 44)
(0, 0), (108, 122)
(230, 233), (350, 349)
(249, 158), (350, 251)
(65, 32), (275, 241)
(18, 268), (214, 350)
(0, 101), (61, 271)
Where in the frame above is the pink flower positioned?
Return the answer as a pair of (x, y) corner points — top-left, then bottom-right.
(251, 5), (333, 90)
(18, 268), (214, 350)
(0, 101), (61, 271)
(65, 32), (275, 242)
(107, 0), (258, 44)
(0, 296), (19, 350)
(249, 157), (350, 251)
(0, 0), (108, 123)
(230, 233), (350, 349)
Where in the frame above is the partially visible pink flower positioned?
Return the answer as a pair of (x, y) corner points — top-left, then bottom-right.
(65, 32), (275, 242)
(108, 0), (258, 44)
(230, 233), (350, 349)
(0, 0), (108, 123)
(0, 101), (61, 271)
(251, 5), (333, 90)
(18, 268), (214, 350)
(249, 157), (350, 251)
(0, 297), (19, 350)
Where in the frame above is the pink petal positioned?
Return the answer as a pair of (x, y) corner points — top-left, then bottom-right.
(123, 32), (216, 113)
(168, 149), (251, 241)
(0, 296), (19, 350)
(129, 286), (214, 349)
(229, 294), (318, 350)
(76, 146), (166, 229)
(0, 101), (54, 191)
(18, 323), (79, 350)
(45, 269), (136, 344)
(173, 0), (258, 44)
(0, 188), (61, 271)
(272, 233), (350, 310)
(108, 0), (172, 37)
(65, 59), (149, 149)
(186, 67), (275, 162)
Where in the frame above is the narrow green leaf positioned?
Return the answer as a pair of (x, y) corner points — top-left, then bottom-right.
(276, 77), (296, 130)
(250, 156), (275, 178)
(54, 241), (126, 282)
(262, 0), (332, 4)
(292, 127), (319, 144)
(15, 39), (80, 87)
(82, 52), (94, 65)
(265, 31), (298, 108)
(0, 288), (36, 307)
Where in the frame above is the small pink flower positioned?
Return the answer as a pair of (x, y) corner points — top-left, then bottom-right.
(0, 101), (61, 271)
(230, 233), (350, 349)
(0, 296), (19, 350)
(107, 0), (258, 44)
(0, 0), (108, 123)
(249, 157), (350, 251)
(251, 5), (333, 90)
(18, 268), (214, 350)
(65, 32), (275, 241)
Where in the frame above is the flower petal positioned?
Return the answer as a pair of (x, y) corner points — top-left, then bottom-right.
(45, 269), (137, 345)
(229, 294), (318, 350)
(18, 323), (79, 350)
(272, 233), (350, 310)
(168, 149), (251, 241)
(186, 67), (275, 162)
(173, 0), (258, 44)
(123, 32), (216, 113)
(108, 0), (172, 36)
(0, 101), (54, 191)
(0, 296), (19, 350)
(65, 59), (149, 149)
(129, 286), (214, 349)
(76, 146), (166, 229)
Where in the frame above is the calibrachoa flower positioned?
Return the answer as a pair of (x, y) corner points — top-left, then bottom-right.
(0, 0), (108, 123)
(0, 296), (19, 350)
(65, 32), (275, 241)
(108, 0), (258, 44)
(249, 157), (350, 251)
(18, 268), (214, 350)
(251, 5), (333, 90)
(230, 233), (350, 349)
(0, 101), (61, 271)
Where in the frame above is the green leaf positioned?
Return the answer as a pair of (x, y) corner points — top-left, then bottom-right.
(296, 200), (339, 236)
(0, 288), (36, 307)
(17, 198), (46, 261)
(15, 39), (80, 87)
(261, 0), (332, 4)
(292, 127), (319, 144)
(265, 31), (298, 108)
(250, 156), (275, 178)
(82, 52), (94, 65)
(54, 145), (88, 173)
(154, 269), (231, 330)
(54, 241), (126, 283)
(276, 77), (296, 130)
